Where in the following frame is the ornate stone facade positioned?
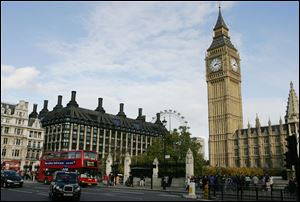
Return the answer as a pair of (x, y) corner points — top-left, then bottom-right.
(1, 101), (44, 171)
(206, 8), (299, 168)
(206, 8), (243, 167)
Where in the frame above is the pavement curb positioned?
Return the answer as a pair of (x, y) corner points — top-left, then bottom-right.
(98, 184), (187, 194)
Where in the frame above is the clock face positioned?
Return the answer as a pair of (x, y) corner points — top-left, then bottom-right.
(231, 58), (238, 72)
(210, 57), (221, 72)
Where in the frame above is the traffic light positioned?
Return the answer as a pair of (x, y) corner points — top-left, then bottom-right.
(285, 135), (297, 169)
(284, 151), (292, 169)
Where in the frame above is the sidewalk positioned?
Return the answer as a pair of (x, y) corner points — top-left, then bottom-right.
(98, 184), (210, 200)
(98, 183), (186, 192)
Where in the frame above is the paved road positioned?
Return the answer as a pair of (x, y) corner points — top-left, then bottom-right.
(1, 182), (197, 201)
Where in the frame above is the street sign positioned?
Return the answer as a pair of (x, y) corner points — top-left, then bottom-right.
(165, 155), (170, 159)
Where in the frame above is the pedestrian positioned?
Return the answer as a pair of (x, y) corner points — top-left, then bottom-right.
(185, 176), (190, 191)
(110, 173), (114, 186)
(129, 173), (133, 187)
(103, 174), (109, 186)
(139, 175), (145, 187)
(252, 175), (259, 189)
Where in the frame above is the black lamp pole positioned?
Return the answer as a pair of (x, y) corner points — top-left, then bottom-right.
(162, 118), (167, 190)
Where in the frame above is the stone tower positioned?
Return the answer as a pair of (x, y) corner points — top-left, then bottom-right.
(206, 7), (243, 167)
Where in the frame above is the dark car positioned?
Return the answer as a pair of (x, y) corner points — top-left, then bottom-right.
(49, 171), (81, 201)
(1, 170), (24, 188)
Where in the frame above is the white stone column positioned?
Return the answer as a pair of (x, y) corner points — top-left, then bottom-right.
(102, 129), (106, 159)
(120, 132), (123, 154)
(130, 134), (133, 156)
(76, 125), (79, 150)
(125, 133), (128, 152)
(140, 135), (143, 154)
(186, 148), (194, 179)
(123, 152), (131, 185)
(108, 130), (112, 155)
(135, 135), (138, 156)
(69, 124), (73, 150)
(114, 131), (117, 162)
(106, 154), (112, 176)
(83, 126), (87, 150)
(152, 158), (159, 187)
(145, 136), (148, 149)
(96, 128), (99, 153)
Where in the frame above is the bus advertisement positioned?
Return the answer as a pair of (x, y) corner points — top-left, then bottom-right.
(38, 150), (98, 186)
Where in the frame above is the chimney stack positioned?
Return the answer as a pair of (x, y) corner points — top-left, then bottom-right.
(136, 108), (145, 122)
(95, 97), (105, 113)
(155, 113), (162, 125)
(29, 104), (38, 119)
(117, 103), (126, 118)
(67, 91), (79, 107)
(120, 103), (124, 112)
(43, 100), (48, 110)
(33, 104), (37, 113)
(71, 91), (76, 101)
(39, 100), (49, 118)
(53, 95), (63, 110)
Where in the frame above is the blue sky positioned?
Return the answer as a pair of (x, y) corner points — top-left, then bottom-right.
(1, 1), (299, 159)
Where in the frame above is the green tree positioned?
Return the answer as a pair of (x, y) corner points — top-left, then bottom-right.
(132, 126), (206, 176)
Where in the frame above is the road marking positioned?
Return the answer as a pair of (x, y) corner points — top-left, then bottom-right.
(37, 193), (48, 196)
(110, 190), (145, 195)
(83, 189), (145, 195)
(5, 189), (32, 194)
(81, 191), (143, 200)
(159, 194), (180, 198)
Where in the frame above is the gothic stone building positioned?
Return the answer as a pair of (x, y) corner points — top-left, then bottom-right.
(39, 91), (167, 162)
(206, 8), (299, 168)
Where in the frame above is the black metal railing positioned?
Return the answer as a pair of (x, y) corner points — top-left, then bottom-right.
(197, 184), (298, 201)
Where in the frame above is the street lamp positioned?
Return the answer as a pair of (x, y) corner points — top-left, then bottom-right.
(162, 117), (167, 190)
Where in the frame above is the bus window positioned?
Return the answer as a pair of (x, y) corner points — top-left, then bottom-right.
(68, 151), (76, 159)
(84, 151), (97, 160)
(60, 152), (68, 159)
(75, 151), (81, 158)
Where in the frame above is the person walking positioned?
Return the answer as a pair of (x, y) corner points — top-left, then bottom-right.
(252, 175), (259, 190)
(129, 173), (133, 187)
(139, 175), (145, 187)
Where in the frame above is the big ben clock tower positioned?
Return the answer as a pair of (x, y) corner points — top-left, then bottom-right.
(206, 7), (243, 167)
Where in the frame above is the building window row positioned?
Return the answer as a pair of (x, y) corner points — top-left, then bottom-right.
(29, 131), (42, 138)
(12, 149), (20, 157)
(2, 148), (7, 157)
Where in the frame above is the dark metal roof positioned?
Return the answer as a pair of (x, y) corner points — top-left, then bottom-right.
(41, 106), (167, 136)
(234, 124), (287, 137)
(207, 35), (236, 51)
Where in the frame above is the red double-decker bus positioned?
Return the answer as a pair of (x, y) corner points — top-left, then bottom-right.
(38, 150), (98, 186)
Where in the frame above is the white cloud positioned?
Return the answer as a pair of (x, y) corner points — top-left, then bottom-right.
(4, 1), (297, 160)
(1, 64), (40, 90)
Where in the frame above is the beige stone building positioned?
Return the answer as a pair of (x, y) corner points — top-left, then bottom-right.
(206, 8), (299, 168)
(1, 101), (45, 171)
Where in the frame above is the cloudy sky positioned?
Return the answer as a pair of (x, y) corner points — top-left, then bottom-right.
(1, 1), (299, 159)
